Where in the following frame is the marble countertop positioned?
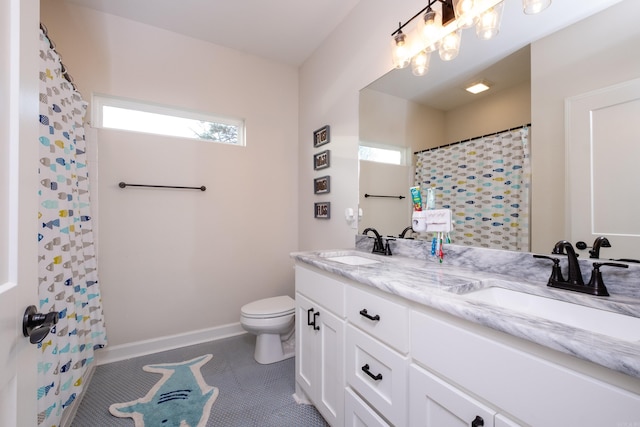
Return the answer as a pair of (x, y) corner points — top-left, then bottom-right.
(291, 248), (640, 380)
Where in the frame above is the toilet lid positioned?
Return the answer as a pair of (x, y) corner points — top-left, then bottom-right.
(241, 295), (295, 318)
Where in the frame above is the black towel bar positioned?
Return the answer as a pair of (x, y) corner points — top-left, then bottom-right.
(364, 193), (405, 200)
(118, 182), (206, 191)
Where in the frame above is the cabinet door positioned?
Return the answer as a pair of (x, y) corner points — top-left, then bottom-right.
(317, 307), (345, 427)
(296, 293), (318, 399)
(409, 364), (496, 427)
(495, 414), (524, 427)
(296, 292), (345, 427)
(344, 388), (391, 427)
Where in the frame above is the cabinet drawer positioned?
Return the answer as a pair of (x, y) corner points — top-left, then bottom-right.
(346, 325), (408, 427)
(344, 387), (391, 427)
(295, 265), (345, 317)
(346, 284), (409, 353)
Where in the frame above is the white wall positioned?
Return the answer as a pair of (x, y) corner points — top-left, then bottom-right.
(359, 161), (413, 237)
(359, 88), (442, 151)
(41, 1), (299, 349)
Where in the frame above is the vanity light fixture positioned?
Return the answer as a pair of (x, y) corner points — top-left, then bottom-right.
(465, 79), (492, 94)
(391, 0), (551, 75)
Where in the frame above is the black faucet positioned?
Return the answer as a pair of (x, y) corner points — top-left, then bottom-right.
(533, 240), (628, 296)
(399, 226), (415, 239)
(576, 236), (611, 259)
(590, 236), (611, 259)
(362, 228), (392, 256)
(552, 240), (584, 286)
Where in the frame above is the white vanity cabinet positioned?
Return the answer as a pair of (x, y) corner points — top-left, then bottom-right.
(295, 260), (640, 427)
(411, 308), (640, 427)
(295, 265), (346, 427)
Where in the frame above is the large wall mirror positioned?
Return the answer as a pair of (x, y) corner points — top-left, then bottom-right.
(359, 46), (530, 247)
(358, 0), (640, 259)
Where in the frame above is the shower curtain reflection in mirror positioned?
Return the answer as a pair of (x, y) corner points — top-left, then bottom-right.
(415, 126), (530, 251)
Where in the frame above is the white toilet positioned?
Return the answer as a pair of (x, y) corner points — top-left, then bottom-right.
(240, 295), (295, 364)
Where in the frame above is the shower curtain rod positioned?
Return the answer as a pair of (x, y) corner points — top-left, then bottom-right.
(414, 123), (531, 155)
(118, 182), (207, 191)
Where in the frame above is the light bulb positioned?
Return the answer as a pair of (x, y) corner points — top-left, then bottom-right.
(439, 29), (462, 61)
(391, 31), (410, 69)
(418, 8), (442, 52)
(454, 0), (478, 29)
(476, 2), (504, 40)
(523, 0), (552, 14)
(411, 51), (431, 76)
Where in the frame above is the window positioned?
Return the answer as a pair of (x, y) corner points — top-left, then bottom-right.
(92, 95), (245, 146)
(358, 143), (407, 165)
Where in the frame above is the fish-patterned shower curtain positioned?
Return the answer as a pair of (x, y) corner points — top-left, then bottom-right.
(38, 27), (107, 426)
(414, 126), (530, 251)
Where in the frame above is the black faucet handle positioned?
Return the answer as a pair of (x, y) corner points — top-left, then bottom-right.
(367, 236), (382, 252)
(586, 262), (628, 296)
(384, 237), (395, 256)
(593, 261), (628, 270)
(533, 254), (565, 285)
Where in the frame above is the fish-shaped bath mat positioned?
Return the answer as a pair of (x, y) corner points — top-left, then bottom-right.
(109, 354), (218, 427)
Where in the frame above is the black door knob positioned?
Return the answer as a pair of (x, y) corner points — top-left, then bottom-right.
(22, 305), (58, 344)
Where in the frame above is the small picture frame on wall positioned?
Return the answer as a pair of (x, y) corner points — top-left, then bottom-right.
(314, 202), (331, 219)
(313, 150), (330, 170)
(313, 125), (330, 148)
(313, 175), (330, 195)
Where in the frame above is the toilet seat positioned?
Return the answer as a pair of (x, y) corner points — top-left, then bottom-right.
(241, 295), (295, 319)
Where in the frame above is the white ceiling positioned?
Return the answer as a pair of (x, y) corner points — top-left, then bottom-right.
(64, 0), (361, 66)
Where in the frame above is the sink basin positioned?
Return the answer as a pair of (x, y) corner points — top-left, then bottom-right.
(465, 287), (640, 341)
(326, 255), (381, 266)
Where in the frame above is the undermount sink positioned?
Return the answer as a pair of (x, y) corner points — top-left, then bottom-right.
(465, 287), (640, 342)
(325, 255), (381, 266)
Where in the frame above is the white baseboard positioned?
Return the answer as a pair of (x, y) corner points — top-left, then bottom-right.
(95, 322), (246, 365)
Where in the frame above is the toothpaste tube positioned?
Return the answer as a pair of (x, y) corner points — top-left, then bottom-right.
(410, 186), (422, 211)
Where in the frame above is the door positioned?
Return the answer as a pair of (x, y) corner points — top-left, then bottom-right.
(566, 78), (640, 260)
(1, 0), (40, 426)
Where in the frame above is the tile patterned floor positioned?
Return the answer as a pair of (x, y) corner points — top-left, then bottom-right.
(71, 334), (328, 426)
